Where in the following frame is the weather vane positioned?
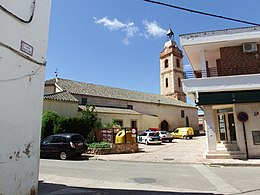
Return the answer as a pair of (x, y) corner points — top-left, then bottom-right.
(54, 68), (58, 78)
(167, 27), (174, 41)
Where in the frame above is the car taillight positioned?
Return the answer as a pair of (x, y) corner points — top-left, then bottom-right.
(70, 142), (76, 148)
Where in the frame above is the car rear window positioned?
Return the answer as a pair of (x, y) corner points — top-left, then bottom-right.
(160, 131), (168, 134)
(149, 133), (159, 136)
(71, 135), (84, 143)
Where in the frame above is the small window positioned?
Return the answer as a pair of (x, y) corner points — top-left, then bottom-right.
(114, 120), (123, 127)
(131, 120), (137, 129)
(178, 77), (181, 87)
(252, 131), (260, 145)
(164, 59), (169, 68)
(181, 110), (185, 118)
(176, 58), (180, 68)
(80, 98), (87, 105)
(165, 78), (168, 88)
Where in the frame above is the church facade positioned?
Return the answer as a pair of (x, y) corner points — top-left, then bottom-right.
(43, 30), (199, 133)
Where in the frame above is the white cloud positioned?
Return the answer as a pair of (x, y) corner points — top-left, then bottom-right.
(143, 20), (167, 38)
(94, 17), (166, 45)
(94, 17), (139, 45)
(122, 23), (139, 45)
(93, 16), (126, 31)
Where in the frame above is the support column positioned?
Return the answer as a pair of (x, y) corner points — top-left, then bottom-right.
(200, 50), (207, 78)
(204, 105), (217, 151)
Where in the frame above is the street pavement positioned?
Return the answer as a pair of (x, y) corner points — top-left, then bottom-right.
(39, 136), (260, 194)
(87, 136), (260, 166)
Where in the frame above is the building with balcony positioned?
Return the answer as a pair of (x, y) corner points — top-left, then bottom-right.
(180, 26), (260, 159)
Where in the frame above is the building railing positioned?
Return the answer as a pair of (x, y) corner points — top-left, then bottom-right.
(184, 67), (218, 79)
(184, 66), (260, 79)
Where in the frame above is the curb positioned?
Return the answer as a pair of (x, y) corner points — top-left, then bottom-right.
(87, 155), (260, 167)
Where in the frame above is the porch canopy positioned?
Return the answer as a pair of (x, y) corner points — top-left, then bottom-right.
(182, 73), (260, 105)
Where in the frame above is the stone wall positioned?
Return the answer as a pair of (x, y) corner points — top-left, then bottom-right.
(87, 143), (139, 155)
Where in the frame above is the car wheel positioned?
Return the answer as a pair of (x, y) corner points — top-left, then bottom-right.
(59, 151), (67, 160)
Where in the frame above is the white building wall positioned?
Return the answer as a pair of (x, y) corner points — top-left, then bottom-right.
(141, 114), (159, 133)
(132, 102), (198, 131)
(43, 100), (78, 117)
(97, 113), (142, 130)
(234, 103), (260, 158)
(0, 1), (52, 194)
(96, 112), (158, 134)
(76, 95), (198, 131)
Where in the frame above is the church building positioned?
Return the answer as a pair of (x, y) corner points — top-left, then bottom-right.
(43, 29), (199, 133)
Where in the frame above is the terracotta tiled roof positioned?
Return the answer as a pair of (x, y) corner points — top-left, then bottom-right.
(46, 78), (195, 108)
(44, 91), (79, 102)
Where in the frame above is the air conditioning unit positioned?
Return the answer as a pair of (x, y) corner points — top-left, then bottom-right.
(242, 43), (257, 53)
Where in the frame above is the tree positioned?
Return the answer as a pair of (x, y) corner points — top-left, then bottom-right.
(41, 111), (60, 139)
(81, 106), (102, 142)
(49, 106), (101, 142)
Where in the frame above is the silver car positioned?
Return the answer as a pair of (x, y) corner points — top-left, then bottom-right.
(157, 131), (174, 142)
(137, 131), (162, 145)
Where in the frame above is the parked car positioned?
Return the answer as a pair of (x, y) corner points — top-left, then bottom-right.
(157, 130), (174, 142)
(40, 133), (87, 160)
(137, 131), (162, 145)
(171, 127), (194, 139)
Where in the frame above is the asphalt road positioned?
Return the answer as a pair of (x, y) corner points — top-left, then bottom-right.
(39, 159), (260, 195)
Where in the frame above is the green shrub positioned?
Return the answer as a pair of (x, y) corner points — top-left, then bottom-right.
(41, 111), (60, 139)
(88, 142), (111, 149)
(41, 106), (102, 141)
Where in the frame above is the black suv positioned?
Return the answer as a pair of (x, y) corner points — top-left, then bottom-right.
(40, 133), (87, 160)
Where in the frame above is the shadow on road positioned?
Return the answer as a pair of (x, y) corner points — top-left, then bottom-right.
(40, 155), (94, 161)
(39, 181), (221, 195)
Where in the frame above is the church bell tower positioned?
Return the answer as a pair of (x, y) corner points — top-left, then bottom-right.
(160, 28), (186, 102)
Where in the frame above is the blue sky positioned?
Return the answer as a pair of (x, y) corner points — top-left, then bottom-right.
(46, 0), (260, 95)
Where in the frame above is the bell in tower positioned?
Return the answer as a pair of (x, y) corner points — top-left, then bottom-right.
(159, 28), (186, 102)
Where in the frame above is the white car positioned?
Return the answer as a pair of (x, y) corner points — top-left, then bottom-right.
(137, 131), (162, 145)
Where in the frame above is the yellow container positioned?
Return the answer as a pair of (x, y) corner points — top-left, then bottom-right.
(115, 130), (136, 143)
